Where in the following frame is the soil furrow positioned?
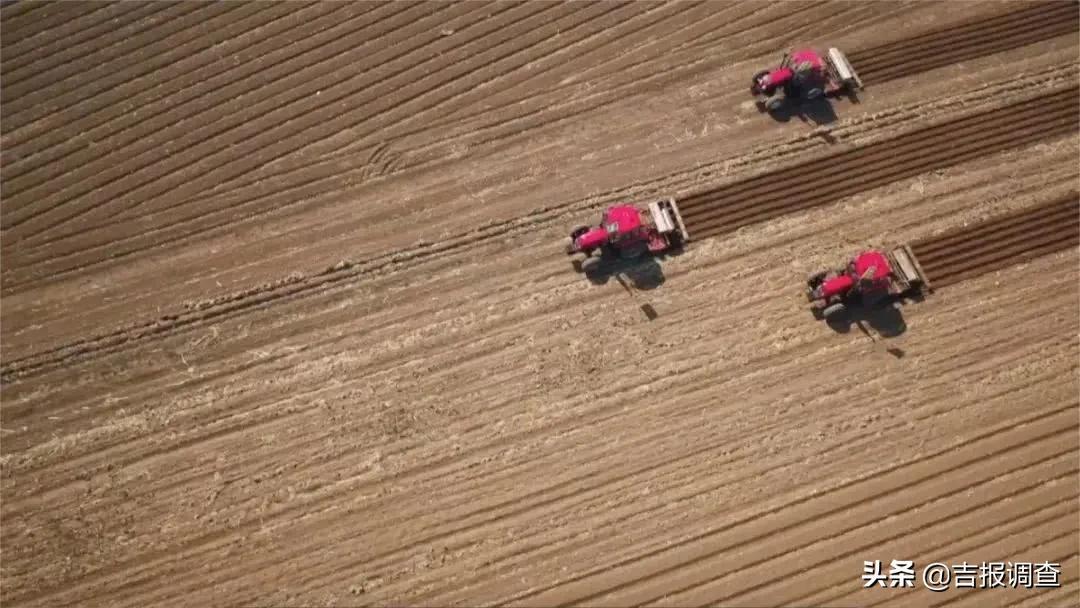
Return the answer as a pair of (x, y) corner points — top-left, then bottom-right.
(848, 1), (1076, 66)
(502, 409), (1078, 606)
(1, 2), (241, 114)
(0, 2), (160, 83)
(913, 195), (1080, 286)
(777, 500), (1078, 608)
(647, 466), (1079, 608)
(917, 208), (1076, 269)
(683, 97), (1077, 237)
(6, 66), (1071, 290)
(1, 3), (1078, 607)
(0, 0), (499, 235)
(280, 369), (1079, 600)
(859, 23), (1080, 84)
(357, 0), (1074, 170)
(0, 1), (108, 59)
(84, 0), (573, 217)
(928, 232), (1080, 289)
(9, 285), (1066, 530)
(0, 1), (351, 189)
(679, 88), (1077, 218)
(687, 120), (1077, 237)
(195, 0), (667, 195)
(5, 89), (1075, 382)
(914, 195), (1078, 259)
(0, 1), (426, 198)
(719, 481), (1078, 607)
(16, 393), (1074, 608)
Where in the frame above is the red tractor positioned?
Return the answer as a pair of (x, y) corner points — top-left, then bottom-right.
(566, 198), (688, 272)
(807, 245), (930, 321)
(751, 47), (863, 112)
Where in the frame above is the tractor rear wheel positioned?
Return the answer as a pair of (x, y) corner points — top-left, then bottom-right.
(765, 95), (784, 111)
(823, 302), (847, 320)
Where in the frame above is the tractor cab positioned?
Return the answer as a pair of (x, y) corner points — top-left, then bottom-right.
(602, 206), (644, 241)
(785, 49), (827, 99)
(850, 250), (892, 291)
(849, 250), (893, 307)
(602, 205), (649, 258)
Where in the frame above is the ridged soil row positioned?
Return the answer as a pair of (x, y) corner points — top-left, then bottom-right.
(4, 82), (1077, 383)
(912, 192), (1080, 288)
(676, 85), (1079, 239)
(847, 0), (1079, 82)
(3, 1), (1073, 299)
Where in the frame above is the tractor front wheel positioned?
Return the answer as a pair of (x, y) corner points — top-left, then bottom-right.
(580, 256), (603, 277)
(823, 302), (847, 320)
(765, 95), (785, 112)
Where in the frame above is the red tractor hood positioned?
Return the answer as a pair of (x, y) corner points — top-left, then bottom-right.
(604, 205), (643, 234)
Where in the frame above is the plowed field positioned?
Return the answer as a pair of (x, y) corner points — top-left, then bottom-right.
(2, 1), (1078, 607)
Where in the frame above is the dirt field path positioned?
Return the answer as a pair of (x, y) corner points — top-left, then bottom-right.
(2, 2), (1077, 606)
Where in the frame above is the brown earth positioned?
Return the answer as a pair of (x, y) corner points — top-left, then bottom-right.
(1, 1), (1078, 607)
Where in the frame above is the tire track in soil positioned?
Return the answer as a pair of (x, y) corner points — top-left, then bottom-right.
(3, 86), (1076, 384)
(911, 192), (1080, 288)
(676, 85), (1079, 239)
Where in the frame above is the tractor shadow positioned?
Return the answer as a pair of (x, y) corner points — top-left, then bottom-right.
(818, 293), (921, 341)
(765, 97), (839, 125)
(571, 245), (685, 291)
(765, 87), (865, 126)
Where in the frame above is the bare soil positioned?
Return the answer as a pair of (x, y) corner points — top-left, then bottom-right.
(1, 2), (1077, 606)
